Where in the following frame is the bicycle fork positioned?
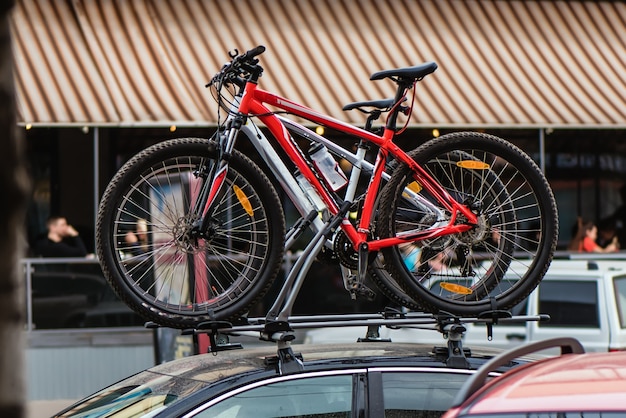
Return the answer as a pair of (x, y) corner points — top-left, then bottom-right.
(197, 102), (248, 235)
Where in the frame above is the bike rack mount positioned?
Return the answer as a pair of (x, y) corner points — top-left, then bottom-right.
(146, 310), (550, 374)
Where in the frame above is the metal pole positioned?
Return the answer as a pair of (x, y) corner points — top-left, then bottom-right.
(24, 260), (33, 332)
(93, 127), (99, 252)
(539, 128), (546, 175)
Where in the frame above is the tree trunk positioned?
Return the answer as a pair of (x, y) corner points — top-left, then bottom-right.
(0, 1), (29, 417)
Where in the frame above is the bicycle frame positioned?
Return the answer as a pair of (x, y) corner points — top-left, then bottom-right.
(214, 81), (478, 254)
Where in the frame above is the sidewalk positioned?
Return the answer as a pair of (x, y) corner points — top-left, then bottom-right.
(28, 400), (76, 418)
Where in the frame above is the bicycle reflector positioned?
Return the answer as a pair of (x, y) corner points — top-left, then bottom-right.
(456, 161), (490, 170)
(233, 185), (254, 216)
(439, 282), (473, 295)
(402, 181), (423, 199)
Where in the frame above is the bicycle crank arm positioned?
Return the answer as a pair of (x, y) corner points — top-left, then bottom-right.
(358, 242), (369, 282)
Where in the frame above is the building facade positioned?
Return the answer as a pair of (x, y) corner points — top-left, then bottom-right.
(11, 0), (626, 250)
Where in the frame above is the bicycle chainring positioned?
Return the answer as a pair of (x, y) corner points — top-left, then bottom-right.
(334, 230), (360, 269)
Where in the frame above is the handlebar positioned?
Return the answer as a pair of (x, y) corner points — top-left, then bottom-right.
(206, 45), (266, 88)
(241, 45), (266, 60)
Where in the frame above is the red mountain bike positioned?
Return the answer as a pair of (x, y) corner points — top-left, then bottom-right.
(96, 46), (557, 329)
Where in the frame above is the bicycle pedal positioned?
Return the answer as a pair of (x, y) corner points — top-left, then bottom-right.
(349, 284), (377, 301)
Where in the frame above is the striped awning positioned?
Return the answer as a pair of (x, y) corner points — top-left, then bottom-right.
(10, 0), (626, 127)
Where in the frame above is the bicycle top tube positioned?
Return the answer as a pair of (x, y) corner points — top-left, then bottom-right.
(239, 82), (474, 220)
(239, 83), (393, 148)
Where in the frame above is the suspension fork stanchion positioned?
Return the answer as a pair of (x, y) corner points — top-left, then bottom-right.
(198, 115), (247, 232)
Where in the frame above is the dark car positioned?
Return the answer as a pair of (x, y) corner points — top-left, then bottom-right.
(53, 339), (533, 418)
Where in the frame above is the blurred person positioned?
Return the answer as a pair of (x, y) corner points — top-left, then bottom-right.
(34, 215), (89, 257)
(596, 217), (619, 249)
(124, 218), (149, 256)
(569, 219), (619, 253)
(567, 217), (584, 251)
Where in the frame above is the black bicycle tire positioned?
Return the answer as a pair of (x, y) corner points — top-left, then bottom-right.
(378, 132), (558, 316)
(96, 137), (286, 329)
(369, 152), (513, 312)
(368, 256), (422, 311)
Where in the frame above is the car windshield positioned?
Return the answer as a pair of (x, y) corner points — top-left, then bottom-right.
(53, 370), (209, 418)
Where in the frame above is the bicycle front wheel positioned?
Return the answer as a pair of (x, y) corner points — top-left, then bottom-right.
(96, 137), (285, 329)
(378, 132), (557, 316)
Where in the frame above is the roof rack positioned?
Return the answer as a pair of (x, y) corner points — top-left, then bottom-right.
(146, 310), (550, 374)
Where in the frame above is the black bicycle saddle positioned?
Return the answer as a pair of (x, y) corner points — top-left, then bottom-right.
(370, 62), (438, 81)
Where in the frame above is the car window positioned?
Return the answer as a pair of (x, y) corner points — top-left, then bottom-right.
(614, 276), (626, 329)
(537, 280), (599, 327)
(381, 371), (471, 418)
(195, 374), (353, 417)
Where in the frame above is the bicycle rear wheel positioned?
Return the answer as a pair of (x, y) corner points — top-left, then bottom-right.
(378, 132), (557, 316)
(96, 138), (285, 329)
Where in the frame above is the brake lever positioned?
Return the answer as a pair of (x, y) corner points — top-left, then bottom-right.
(206, 47), (263, 88)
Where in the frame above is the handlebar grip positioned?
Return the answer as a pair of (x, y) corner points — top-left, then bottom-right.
(243, 45), (266, 59)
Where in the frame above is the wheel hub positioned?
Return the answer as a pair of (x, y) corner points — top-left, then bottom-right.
(172, 215), (215, 254)
(456, 213), (490, 245)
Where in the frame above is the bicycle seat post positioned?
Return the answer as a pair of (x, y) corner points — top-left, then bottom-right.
(365, 110), (381, 132)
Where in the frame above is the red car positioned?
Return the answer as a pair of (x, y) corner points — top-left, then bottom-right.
(444, 337), (626, 417)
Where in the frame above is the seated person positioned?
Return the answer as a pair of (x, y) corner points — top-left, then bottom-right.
(34, 216), (88, 257)
(570, 219), (619, 253)
(124, 218), (149, 256)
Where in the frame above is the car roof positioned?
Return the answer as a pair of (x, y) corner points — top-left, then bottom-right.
(144, 341), (522, 384)
(547, 258), (626, 276)
(55, 341), (535, 418)
(458, 349), (626, 414)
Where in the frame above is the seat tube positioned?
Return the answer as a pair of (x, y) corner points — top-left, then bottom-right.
(357, 147), (388, 235)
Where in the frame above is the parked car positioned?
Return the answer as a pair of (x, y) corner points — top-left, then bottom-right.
(29, 266), (144, 329)
(443, 336), (626, 417)
(305, 259), (626, 352)
(53, 340), (535, 418)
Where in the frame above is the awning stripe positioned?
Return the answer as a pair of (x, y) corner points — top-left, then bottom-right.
(10, 0), (626, 127)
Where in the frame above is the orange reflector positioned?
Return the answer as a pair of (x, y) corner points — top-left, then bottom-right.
(233, 185), (254, 216)
(403, 181), (422, 199)
(440, 282), (473, 295)
(407, 181), (422, 192)
(456, 160), (490, 170)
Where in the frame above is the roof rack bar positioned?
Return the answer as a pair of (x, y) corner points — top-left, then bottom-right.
(179, 313), (549, 336)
